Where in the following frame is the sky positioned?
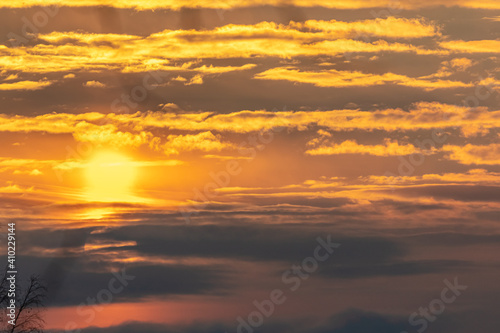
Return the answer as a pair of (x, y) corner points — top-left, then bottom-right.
(0, 1), (499, 332)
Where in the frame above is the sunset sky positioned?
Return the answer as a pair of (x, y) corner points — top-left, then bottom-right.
(0, 1), (499, 332)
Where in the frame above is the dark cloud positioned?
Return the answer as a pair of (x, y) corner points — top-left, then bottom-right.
(92, 224), (403, 263)
(19, 227), (95, 250)
(474, 210), (500, 221)
(406, 232), (500, 246)
(57, 264), (228, 305)
(17, 223), (484, 286)
(2, 255), (228, 306)
(375, 199), (450, 214)
(394, 185), (500, 202)
(318, 259), (470, 279)
(312, 310), (408, 333)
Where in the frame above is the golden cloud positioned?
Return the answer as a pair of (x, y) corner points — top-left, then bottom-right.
(0, 184), (34, 193)
(290, 17), (440, 39)
(254, 67), (472, 90)
(0, 79), (53, 90)
(72, 123), (155, 148)
(367, 169), (500, 185)
(0, 102), (498, 137)
(0, 158), (57, 176)
(443, 144), (500, 165)
(162, 131), (232, 155)
(440, 40), (500, 53)
(83, 80), (107, 88)
(13, 169), (43, 176)
(306, 139), (419, 156)
(0, 20), (444, 74)
(1, 0), (500, 10)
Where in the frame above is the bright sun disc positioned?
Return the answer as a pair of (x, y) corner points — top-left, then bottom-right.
(85, 151), (136, 202)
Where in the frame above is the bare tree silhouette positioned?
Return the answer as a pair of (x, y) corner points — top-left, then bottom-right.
(0, 272), (46, 333)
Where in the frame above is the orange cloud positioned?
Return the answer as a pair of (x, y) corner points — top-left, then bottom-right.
(193, 64), (257, 74)
(421, 57), (475, 79)
(449, 57), (474, 70)
(440, 40), (500, 53)
(72, 123), (155, 148)
(291, 17), (440, 39)
(0, 158), (59, 173)
(1, 0), (500, 10)
(83, 80), (107, 88)
(0, 184), (34, 193)
(0, 79), (53, 90)
(367, 169), (500, 185)
(162, 131), (232, 155)
(254, 67), (472, 90)
(185, 74), (204, 85)
(443, 144), (500, 165)
(0, 102), (498, 136)
(0, 20), (444, 75)
(306, 139), (419, 156)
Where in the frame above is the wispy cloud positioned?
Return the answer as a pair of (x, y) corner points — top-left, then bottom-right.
(306, 139), (420, 156)
(0, 79), (53, 90)
(254, 67), (472, 90)
(0, 20), (445, 75)
(2, 0), (500, 9)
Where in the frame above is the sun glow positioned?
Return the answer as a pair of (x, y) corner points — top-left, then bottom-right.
(85, 151), (137, 202)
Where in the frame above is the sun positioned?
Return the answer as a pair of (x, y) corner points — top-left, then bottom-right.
(85, 151), (137, 202)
